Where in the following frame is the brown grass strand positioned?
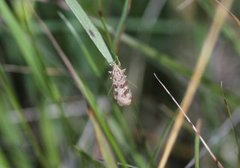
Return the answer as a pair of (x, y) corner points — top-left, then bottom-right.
(32, 12), (85, 94)
(157, 0), (233, 167)
(154, 74), (224, 168)
(2, 64), (64, 76)
(214, 0), (240, 27)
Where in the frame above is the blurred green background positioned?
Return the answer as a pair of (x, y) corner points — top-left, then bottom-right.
(0, 0), (240, 167)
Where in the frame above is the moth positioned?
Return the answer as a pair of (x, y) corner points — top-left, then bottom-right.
(109, 63), (132, 106)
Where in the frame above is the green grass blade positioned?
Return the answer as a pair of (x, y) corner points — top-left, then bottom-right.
(0, 1), (45, 90)
(75, 147), (105, 168)
(112, 106), (148, 168)
(149, 117), (175, 167)
(194, 135), (200, 168)
(113, 0), (130, 51)
(58, 12), (101, 77)
(64, 57), (128, 168)
(221, 86), (240, 162)
(39, 103), (60, 167)
(36, 17), (128, 167)
(0, 151), (10, 168)
(89, 109), (117, 168)
(0, 2), (62, 166)
(94, 20), (240, 107)
(0, 66), (48, 167)
(65, 0), (114, 64)
(194, 121), (201, 168)
(66, 61), (128, 168)
(0, 0), (61, 103)
(0, 96), (31, 168)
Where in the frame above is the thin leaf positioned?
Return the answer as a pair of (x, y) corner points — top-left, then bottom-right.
(39, 103), (60, 167)
(35, 14), (128, 168)
(75, 147), (105, 168)
(0, 96), (31, 168)
(149, 117), (175, 167)
(0, 65), (48, 167)
(194, 120), (201, 168)
(0, 151), (10, 168)
(88, 109), (117, 168)
(92, 18), (240, 107)
(113, 0), (131, 51)
(65, 0), (114, 64)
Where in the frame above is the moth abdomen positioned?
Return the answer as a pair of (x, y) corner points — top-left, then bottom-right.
(109, 63), (132, 106)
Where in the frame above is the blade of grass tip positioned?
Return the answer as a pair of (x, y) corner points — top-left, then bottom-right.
(154, 73), (224, 168)
(35, 11), (128, 168)
(195, 120), (202, 168)
(157, 0), (232, 167)
(88, 108), (117, 168)
(58, 12), (101, 77)
(96, 1), (119, 63)
(113, 0), (131, 52)
(65, 0), (114, 64)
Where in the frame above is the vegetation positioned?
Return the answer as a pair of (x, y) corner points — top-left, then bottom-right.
(0, 0), (240, 167)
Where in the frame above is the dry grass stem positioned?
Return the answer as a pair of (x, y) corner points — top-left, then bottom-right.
(158, 0), (233, 167)
(2, 64), (64, 76)
(154, 74), (224, 168)
(215, 0), (240, 27)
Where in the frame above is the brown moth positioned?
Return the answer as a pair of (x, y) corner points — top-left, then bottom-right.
(109, 63), (132, 106)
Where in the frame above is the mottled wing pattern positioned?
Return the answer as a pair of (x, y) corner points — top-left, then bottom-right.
(109, 63), (132, 106)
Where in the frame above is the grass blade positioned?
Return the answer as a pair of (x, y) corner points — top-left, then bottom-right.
(0, 65), (48, 167)
(0, 96), (31, 168)
(88, 108), (117, 168)
(39, 104), (60, 167)
(65, 0), (114, 64)
(194, 120), (201, 168)
(35, 14), (128, 168)
(113, 0), (131, 51)
(75, 147), (105, 168)
(58, 12), (101, 77)
(0, 152), (10, 168)
(0, 2), (63, 166)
